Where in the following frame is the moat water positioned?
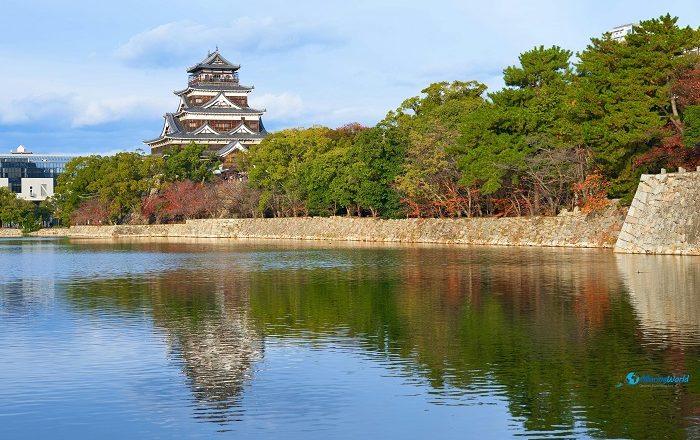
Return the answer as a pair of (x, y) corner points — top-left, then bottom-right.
(1, 238), (699, 439)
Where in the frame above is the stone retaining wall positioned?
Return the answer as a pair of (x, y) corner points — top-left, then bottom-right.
(0, 228), (21, 237)
(31, 210), (625, 248)
(615, 168), (700, 255)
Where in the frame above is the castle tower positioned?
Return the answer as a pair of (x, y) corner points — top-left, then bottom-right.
(145, 51), (268, 164)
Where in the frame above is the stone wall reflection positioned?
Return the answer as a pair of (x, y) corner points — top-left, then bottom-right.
(616, 254), (700, 342)
(615, 254), (700, 437)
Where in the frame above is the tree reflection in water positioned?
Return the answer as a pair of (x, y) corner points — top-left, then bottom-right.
(60, 241), (700, 439)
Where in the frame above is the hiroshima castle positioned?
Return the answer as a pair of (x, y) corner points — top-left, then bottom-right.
(145, 51), (268, 163)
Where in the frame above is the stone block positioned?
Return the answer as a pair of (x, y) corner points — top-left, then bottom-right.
(618, 230), (635, 242)
(637, 191), (649, 204)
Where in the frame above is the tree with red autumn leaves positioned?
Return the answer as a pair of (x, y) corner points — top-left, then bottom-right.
(634, 61), (700, 171)
(70, 198), (110, 225)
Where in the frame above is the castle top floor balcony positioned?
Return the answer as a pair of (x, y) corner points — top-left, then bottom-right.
(188, 72), (240, 86)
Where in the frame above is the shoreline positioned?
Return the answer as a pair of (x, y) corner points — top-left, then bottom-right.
(0, 229), (22, 237)
(25, 213), (625, 249)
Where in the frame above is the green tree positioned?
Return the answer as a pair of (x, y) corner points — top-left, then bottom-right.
(0, 187), (42, 232)
(248, 127), (335, 216)
(162, 143), (216, 183)
(454, 46), (580, 215)
(55, 153), (164, 224)
(574, 14), (700, 199)
(346, 124), (407, 217)
(96, 152), (160, 223)
(392, 81), (487, 217)
(303, 146), (352, 215)
(684, 106), (700, 147)
(54, 155), (106, 224)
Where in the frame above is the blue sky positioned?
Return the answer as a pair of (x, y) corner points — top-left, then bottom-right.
(0, 0), (698, 155)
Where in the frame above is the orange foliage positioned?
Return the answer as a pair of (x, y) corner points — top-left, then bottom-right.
(489, 188), (533, 217)
(572, 172), (610, 214)
(161, 180), (218, 220)
(401, 182), (481, 218)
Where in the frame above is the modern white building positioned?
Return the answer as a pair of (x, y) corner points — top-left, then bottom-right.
(20, 178), (54, 200)
(610, 23), (635, 42)
(0, 145), (73, 201)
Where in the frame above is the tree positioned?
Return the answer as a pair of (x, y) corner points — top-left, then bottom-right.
(160, 180), (218, 221)
(70, 198), (110, 225)
(683, 106), (700, 148)
(248, 127), (335, 216)
(392, 81), (486, 217)
(162, 143), (217, 183)
(54, 153), (164, 225)
(215, 179), (261, 218)
(0, 187), (42, 232)
(454, 46), (580, 215)
(96, 152), (161, 224)
(574, 15), (700, 199)
(303, 147), (352, 215)
(345, 124), (407, 217)
(54, 155), (106, 224)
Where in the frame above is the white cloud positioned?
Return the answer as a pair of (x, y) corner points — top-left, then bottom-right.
(248, 93), (382, 129)
(249, 92), (304, 121)
(0, 94), (73, 125)
(115, 18), (342, 68)
(70, 96), (165, 128)
(0, 93), (168, 128)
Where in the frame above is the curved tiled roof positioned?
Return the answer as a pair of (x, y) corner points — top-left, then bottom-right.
(164, 113), (184, 134)
(174, 84), (254, 95)
(144, 113), (268, 144)
(176, 132), (265, 140)
(145, 131), (267, 144)
(177, 106), (265, 115)
(187, 51), (240, 73)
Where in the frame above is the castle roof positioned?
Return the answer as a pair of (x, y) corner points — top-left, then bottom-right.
(216, 141), (248, 157)
(174, 83), (254, 95)
(176, 106), (265, 115)
(187, 51), (240, 73)
(144, 113), (268, 145)
(144, 130), (268, 145)
(163, 113), (184, 134)
(176, 91), (265, 114)
(147, 51), (268, 151)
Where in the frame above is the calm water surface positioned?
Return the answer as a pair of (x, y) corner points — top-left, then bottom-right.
(1, 237), (699, 439)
